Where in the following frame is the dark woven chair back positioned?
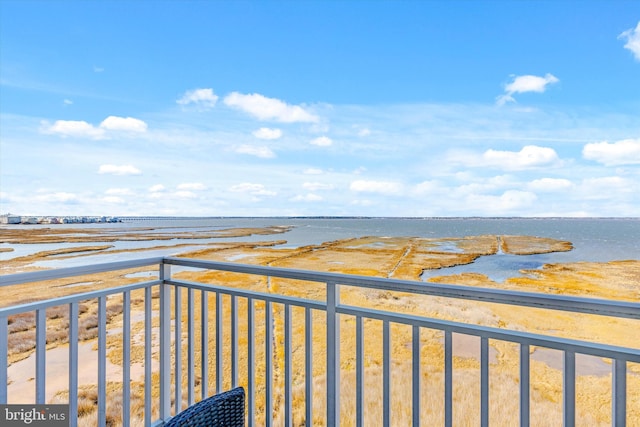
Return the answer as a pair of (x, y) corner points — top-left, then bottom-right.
(164, 387), (245, 427)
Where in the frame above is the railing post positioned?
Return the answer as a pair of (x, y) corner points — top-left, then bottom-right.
(68, 303), (79, 427)
(563, 351), (576, 426)
(0, 315), (7, 404)
(613, 359), (627, 427)
(98, 296), (107, 427)
(480, 336), (489, 427)
(35, 309), (46, 404)
(144, 286), (152, 426)
(159, 261), (171, 420)
(520, 344), (530, 427)
(174, 286), (183, 414)
(326, 281), (340, 426)
(444, 330), (453, 427)
(122, 292), (131, 427)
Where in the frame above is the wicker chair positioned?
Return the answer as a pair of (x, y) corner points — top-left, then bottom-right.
(164, 387), (245, 427)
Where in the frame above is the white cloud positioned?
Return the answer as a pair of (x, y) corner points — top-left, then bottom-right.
(98, 164), (142, 175)
(412, 180), (441, 195)
(177, 88), (219, 109)
(482, 145), (560, 169)
(467, 190), (537, 214)
(174, 191), (198, 199)
(105, 188), (134, 196)
(177, 182), (207, 190)
(527, 178), (573, 192)
(497, 73), (559, 105)
(619, 21), (640, 61)
(42, 120), (105, 139)
(303, 168), (324, 175)
(229, 183), (277, 196)
(35, 192), (78, 203)
(497, 190), (538, 210)
(303, 182), (334, 191)
(252, 127), (283, 140)
(63, 99), (73, 105)
(223, 92), (319, 123)
(235, 144), (276, 158)
(291, 193), (323, 202)
(103, 196), (125, 204)
(579, 176), (635, 199)
(42, 116), (148, 138)
(310, 136), (333, 147)
(358, 128), (371, 137)
(100, 116), (148, 132)
(350, 180), (402, 195)
(149, 184), (166, 192)
(582, 138), (640, 166)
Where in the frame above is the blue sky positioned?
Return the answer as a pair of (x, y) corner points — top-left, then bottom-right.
(1, 1), (639, 217)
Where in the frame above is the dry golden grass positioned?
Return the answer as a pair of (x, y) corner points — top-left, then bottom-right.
(3, 229), (638, 425)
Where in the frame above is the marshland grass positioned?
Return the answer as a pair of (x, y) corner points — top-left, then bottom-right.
(2, 229), (639, 425)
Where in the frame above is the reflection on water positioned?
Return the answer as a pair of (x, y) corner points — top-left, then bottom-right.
(422, 252), (549, 283)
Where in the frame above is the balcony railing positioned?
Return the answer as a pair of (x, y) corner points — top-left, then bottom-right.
(1, 257), (639, 426)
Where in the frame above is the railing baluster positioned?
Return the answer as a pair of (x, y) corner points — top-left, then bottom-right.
(201, 290), (209, 400)
(383, 320), (391, 427)
(188, 288), (195, 406)
(247, 298), (255, 427)
(216, 292), (223, 394)
(265, 300), (273, 427)
(144, 286), (152, 426)
(35, 308), (46, 404)
(174, 286), (182, 413)
(231, 295), (238, 388)
(98, 296), (107, 427)
(412, 325), (420, 427)
(444, 330), (453, 427)
(68, 303), (78, 427)
(159, 264), (171, 421)
(613, 358), (627, 427)
(563, 350), (576, 426)
(0, 315), (6, 404)
(305, 307), (313, 427)
(122, 292), (131, 427)
(356, 316), (364, 427)
(284, 304), (292, 427)
(326, 281), (340, 426)
(480, 336), (489, 427)
(520, 344), (530, 427)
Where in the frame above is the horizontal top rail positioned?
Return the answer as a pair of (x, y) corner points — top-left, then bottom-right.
(164, 257), (640, 320)
(0, 257), (164, 287)
(0, 279), (162, 316)
(1, 256), (638, 319)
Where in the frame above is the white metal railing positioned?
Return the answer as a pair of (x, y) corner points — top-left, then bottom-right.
(1, 257), (639, 426)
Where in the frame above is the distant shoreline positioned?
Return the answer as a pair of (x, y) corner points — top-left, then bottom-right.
(2, 214), (639, 225)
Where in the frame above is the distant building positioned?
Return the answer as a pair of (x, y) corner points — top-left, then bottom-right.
(0, 214), (21, 224)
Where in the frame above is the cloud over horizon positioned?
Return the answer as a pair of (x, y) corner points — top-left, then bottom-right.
(253, 127), (283, 140)
(619, 21), (640, 61)
(223, 92), (319, 123)
(582, 138), (640, 165)
(177, 88), (219, 109)
(497, 73), (559, 105)
(98, 164), (142, 176)
(42, 116), (148, 139)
